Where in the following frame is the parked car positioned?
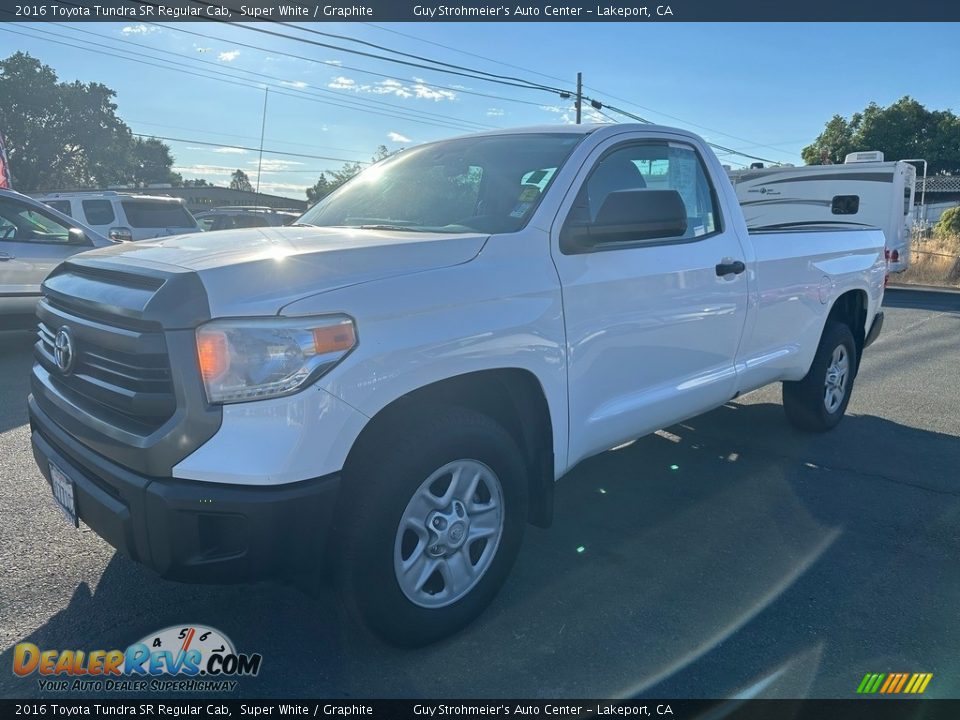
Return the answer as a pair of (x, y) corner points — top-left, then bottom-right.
(0, 189), (113, 329)
(195, 207), (300, 231)
(28, 124), (886, 646)
(34, 191), (201, 241)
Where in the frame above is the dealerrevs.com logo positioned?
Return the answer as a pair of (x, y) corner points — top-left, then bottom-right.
(13, 625), (262, 693)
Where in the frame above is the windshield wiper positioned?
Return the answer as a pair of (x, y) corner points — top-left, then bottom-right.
(356, 224), (426, 232)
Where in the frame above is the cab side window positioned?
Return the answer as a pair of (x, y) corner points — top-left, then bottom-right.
(581, 142), (721, 240)
(0, 200), (74, 244)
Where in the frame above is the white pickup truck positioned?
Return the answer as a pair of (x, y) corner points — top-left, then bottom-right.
(29, 124), (886, 645)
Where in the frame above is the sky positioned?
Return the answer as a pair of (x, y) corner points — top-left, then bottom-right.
(2, 21), (958, 200)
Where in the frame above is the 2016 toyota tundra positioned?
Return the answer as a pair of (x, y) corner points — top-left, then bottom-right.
(29, 124), (886, 645)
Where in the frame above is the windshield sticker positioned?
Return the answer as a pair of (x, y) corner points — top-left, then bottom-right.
(510, 202), (533, 218)
(518, 186), (541, 203)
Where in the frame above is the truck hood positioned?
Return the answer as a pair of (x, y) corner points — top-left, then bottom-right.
(77, 226), (489, 316)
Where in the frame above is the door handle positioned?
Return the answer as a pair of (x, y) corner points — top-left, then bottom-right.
(0, 252), (14, 261)
(715, 260), (746, 276)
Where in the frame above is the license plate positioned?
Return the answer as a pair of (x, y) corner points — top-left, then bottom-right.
(49, 463), (78, 528)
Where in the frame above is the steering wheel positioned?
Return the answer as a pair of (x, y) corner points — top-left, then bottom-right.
(0, 225), (15, 240)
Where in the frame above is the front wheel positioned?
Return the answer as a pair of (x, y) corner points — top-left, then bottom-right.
(336, 406), (528, 646)
(782, 321), (857, 432)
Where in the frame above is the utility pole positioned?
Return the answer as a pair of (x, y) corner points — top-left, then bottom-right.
(575, 72), (582, 124)
(255, 86), (269, 196)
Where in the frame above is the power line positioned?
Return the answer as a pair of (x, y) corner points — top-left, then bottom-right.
(126, 119), (371, 158)
(350, 21), (797, 162)
(276, 21), (568, 93)
(141, 20), (550, 110)
(1, 24), (489, 135)
(585, 84), (797, 158)
(197, 5), (795, 163)
(601, 103), (785, 165)
(49, 22), (494, 133)
(362, 23), (571, 86)
(125, 0), (573, 95)
(132, 134), (370, 164)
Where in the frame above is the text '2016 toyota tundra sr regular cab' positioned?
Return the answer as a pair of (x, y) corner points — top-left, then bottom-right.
(29, 124), (885, 645)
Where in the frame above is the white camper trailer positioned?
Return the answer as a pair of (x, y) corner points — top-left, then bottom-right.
(728, 152), (918, 272)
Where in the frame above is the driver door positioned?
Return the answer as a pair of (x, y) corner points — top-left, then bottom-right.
(551, 135), (750, 467)
(0, 197), (90, 314)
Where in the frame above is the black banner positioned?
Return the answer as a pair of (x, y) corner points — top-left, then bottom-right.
(1, 0), (959, 22)
(2, 700), (960, 719)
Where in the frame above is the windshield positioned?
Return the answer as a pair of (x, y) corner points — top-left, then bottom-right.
(297, 133), (584, 234)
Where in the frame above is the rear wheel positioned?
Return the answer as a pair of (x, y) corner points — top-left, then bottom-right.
(782, 321), (857, 432)
(336, 406), (528, 646)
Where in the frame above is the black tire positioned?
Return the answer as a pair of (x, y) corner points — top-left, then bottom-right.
(335, 405), (528, 647)
(782, 320), (857, 432)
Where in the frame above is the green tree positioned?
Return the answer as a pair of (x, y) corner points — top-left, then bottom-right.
(129, 137), (179, 186)
(229, 169), (253, 192)
(801, 114), (856, 165)
(934, 207), (960, 239)
(0, 52), (178, 191)
(306, 145), (397, 205)
(803, 97), (960, 174)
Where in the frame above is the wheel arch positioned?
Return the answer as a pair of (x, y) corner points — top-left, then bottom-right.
(342, 368), (556, 529)
(826, 288), (869, 371)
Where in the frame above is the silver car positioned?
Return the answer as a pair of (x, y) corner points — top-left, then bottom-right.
(0, 189), (114, 329)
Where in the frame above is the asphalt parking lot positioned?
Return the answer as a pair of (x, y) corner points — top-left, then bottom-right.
(1, 287), (959, 700)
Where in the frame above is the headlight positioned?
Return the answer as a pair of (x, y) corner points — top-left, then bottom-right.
(196, 315), (357, 404)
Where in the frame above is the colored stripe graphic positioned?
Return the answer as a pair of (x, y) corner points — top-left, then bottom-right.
(858, 672), (932, 694)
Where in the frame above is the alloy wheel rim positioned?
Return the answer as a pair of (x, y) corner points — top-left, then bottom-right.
(824, 344), (849, 413)
(393, 459), (505, 608)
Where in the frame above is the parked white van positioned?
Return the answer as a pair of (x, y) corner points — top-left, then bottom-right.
(34, 191), (201, 241)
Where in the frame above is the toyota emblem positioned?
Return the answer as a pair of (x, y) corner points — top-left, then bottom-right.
(53, 327), (75, 374)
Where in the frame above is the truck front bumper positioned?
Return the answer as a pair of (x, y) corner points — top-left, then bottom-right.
(29, 396), (340, 583)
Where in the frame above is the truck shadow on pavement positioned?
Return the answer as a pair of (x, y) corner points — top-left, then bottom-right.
(3, 401), (960, 699)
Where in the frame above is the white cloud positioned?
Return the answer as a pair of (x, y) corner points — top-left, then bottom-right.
(172, 164), (236, 177)
(217, 50), (241, 62)
(254, 181), (311, 197)
(194, 45), (212, 54)
(121, 24), (158, 36)
(369, 79), (413, 99)
(328, 76), (357, 90)
(213, 147), (248, 155)
(280, 80), (309, 89)
(540, 104), (579, 125)
(412, 83), (456, 101)
(324, 60), (343, 66)
(246, 159), (305, 172)
(327, 75), (456, 102)
(486, 108), (505, 117)
(585, 109), (613, 124)
(388, 132), (411, 143)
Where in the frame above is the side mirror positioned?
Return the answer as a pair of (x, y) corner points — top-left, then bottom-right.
(68, 228), (91, 245)
(560, 189), (688, 254)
